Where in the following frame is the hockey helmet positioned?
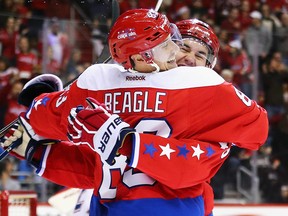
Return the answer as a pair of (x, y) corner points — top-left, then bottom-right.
(108, 9), (173, 69)
(176, 19), (219, 68)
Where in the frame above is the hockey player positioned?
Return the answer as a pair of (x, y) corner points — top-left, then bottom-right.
(175, 18), (221, 216)
(71, 18), (222, 216)
(176, 18), (219, 69)
(1, 9), (268, 216)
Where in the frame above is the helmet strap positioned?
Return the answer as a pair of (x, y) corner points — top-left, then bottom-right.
(211, 57), (217, 69)
(128, 68), (138, 73)
(149, 61), (160, 73)
(128, 61), (160, 73)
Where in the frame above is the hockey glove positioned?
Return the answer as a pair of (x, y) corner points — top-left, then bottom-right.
(0, 113), (59, 162)
(18, 74), (63, 107)
(67, 97), (135, 165)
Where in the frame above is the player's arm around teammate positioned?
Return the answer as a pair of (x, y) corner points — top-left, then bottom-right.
(0, 10), (268, 216)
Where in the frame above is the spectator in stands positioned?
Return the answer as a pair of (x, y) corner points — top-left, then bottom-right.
(260, 3), (279, 36)
(0, 56), (15, 89)
(16, 36), (38, 79)
(44, 46), (61, 76)
(3, 79), (27, 126)
(220, 7), (242, 40)
(65, 48), (83, 83)
(239, 0), (252, 31)
(91, 17), (108, 62)
(47, 18), (70, 74)
(225, 39), (252, 97)
(0, 0), (14, 27)
(0, 56), (19, 127)
(271, 83), (288, 169)
(13, 0), (31, 28)
(189, 0), (208, 20)
(243, 10), (272, 70)
(216, 29), (230, 72)
(262, 52), (288, 151)
(262, 52), (288, 123)
(214, 0), (242, 25)
(274, 12), (288, 66)
(262, 157), (288, 203)
(0, 157), (21, 190)
(266, 0), (288, 14)
(0, 16), (19, 65)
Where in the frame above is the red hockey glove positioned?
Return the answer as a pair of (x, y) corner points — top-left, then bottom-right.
(67, 97), (135, 165)
(0, 113), (59, 161)
(67, 98), (111, 144)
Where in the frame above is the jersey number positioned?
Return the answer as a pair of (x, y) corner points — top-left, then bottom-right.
(99, 119), (171, 199)
(234, 87), (252, 106)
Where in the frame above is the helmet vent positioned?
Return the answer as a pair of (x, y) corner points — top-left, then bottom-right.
(146, 32), (161, 41)
(112, 43), (118, 57)
(144, 26), (151, 31)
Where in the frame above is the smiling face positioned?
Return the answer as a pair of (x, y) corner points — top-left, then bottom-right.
(176, 38), (209, 67)
(175, 19), (220, 69)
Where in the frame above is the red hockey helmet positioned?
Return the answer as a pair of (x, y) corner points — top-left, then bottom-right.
(176, 19), (220, 68)
(108, 9), (172, 69)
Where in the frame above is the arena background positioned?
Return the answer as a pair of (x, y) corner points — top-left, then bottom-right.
(1, 0), (288, 215)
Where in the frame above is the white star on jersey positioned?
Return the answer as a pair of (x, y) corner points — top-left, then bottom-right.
(191, 144), (204, 160)
(219, 142), (229, 149)
(160, 143), (175, 160)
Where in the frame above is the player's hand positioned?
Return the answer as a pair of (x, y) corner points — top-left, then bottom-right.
(67, 98), (112, 144)
(67, 97), (135, 165)
(0, 113), (59, 161)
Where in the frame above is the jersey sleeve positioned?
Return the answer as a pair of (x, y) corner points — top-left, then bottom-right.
(27, 82), (87, 140)
(33, 141), (96, 189)
(127, 133), (231, 189)
(192, 82), (268, 149)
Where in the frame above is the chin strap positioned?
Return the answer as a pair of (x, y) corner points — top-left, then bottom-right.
(149, 62), (160, 73)
(127, 68), (138, 73)
(128, 61), (160, 73)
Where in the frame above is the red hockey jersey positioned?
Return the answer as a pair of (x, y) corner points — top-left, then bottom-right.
(27, 64), (268, 216)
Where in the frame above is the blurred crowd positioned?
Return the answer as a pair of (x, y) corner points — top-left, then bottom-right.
(1, 0), (288, 203)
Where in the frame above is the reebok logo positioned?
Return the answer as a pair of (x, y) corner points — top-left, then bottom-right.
(126, 75), (146, 81)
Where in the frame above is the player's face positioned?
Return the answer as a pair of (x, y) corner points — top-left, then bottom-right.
(152, 37), (179, 71)
(133, 37), (179, 73)
(176, 39), (209, 67)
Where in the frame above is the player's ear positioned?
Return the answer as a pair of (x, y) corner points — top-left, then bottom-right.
(130, 54), (148, 71)
(131, 54), (145, 63)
